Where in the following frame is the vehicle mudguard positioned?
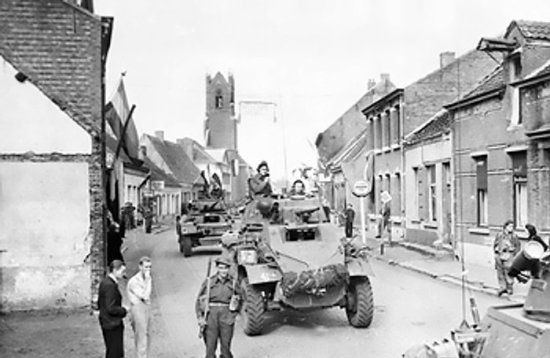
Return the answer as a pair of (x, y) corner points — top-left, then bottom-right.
(242, 264), (282, 285)
(346, 258), (375, 278)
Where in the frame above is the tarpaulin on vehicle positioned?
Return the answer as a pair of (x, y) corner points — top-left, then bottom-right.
(280, 263), (349, 297)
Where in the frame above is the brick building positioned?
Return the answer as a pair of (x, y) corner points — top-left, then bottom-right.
(516, 60), (550, 231)
(0, 0), (111, 310)
(447, 20), (550, 267)
(315, 74), (396, 213)
(362, 50), (499, 241)
(403, 110), (453, 246)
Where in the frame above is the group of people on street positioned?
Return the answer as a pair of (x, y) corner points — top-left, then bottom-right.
(340, 191), (392, 240)
(98, 257), (153, 358)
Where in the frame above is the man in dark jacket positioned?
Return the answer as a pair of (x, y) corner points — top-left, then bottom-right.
(98, 260), (128, 358)
(344, 203), (355, 238)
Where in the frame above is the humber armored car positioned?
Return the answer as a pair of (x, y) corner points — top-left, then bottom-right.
(179, 198), (233, 257)
(222, 193), (374, 335)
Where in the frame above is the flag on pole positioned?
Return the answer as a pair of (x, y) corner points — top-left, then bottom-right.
(105, 76), (140, 159)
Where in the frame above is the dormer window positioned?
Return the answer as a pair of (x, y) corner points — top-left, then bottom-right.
(510, 54), (522, 81)
(509, 54), (522, 126)
(215, 90), (223, 109)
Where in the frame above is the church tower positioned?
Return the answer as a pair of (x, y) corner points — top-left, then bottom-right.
(204, 72), (237, 150)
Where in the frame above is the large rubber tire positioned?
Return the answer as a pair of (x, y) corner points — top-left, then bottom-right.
(346, 277), (374, 328)
(181, 236), (193, 257)
(240, 278), (265, 336)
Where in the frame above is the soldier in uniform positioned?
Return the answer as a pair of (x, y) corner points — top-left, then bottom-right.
(493, 219), (520, 296)
(196, 256), (241, 358)
(248, 161), (272, 198)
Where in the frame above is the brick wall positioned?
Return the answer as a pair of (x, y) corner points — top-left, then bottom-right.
(0, 0), (107, 308)
(521, 79), (550, 231)
(403, 50), (500, 135)
(317, 78), (396, 164)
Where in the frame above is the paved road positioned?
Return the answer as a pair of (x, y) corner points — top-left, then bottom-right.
(127, 226), (506, 358)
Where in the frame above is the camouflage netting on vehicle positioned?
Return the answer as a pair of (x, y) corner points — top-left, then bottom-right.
(280, 264), (349, 297)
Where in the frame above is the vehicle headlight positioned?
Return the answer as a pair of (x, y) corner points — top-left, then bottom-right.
(238, 249), (258, 265)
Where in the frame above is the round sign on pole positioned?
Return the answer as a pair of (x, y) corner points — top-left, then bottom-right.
(353, 180), (370, 197)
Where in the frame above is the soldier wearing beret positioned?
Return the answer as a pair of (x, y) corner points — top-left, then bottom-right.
(249, 161), (272, 198)
(196, 256), (241, 358)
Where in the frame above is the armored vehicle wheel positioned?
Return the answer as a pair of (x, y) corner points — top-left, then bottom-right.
(240, 278), (265, 336)
(346, 277), (374, 328)
(181, 236), (193, 257)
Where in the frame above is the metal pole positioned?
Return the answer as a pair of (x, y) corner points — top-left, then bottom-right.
(360, 197), (367, 245)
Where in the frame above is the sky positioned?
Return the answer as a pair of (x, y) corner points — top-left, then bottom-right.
(95, 0), (549, 180)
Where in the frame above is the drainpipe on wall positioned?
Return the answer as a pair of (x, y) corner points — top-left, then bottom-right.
(400, 97), (406, 241)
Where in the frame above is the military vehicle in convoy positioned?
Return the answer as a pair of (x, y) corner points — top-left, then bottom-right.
(179, 199), (233, 257)
(222, 193), (374, 336)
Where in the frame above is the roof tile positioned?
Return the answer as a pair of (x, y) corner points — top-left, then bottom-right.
(406, 110), (451, 146)
(460, 65), (505, 101)
(514, 20), (550, 41)
(146, 135), (201, 184)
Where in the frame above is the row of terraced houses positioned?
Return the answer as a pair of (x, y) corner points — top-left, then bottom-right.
(316, 20), (550, 269)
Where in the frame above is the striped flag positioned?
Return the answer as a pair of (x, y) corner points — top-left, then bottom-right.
(105, 76), (139, 159)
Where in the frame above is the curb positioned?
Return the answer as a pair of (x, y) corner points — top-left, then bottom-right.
(368, 253), (524, 302)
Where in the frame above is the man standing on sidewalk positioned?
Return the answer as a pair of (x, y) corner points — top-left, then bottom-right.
(127, 257), (153, 358)
(98, 260), (128, 358)
(376, 191), (392, 242)
(344, 203), (355, 238)
(493, 220), (520, 296)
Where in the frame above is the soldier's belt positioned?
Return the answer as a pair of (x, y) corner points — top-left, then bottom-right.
(209, 302), (229, 307)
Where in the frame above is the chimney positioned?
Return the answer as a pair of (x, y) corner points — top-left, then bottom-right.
(154, 130), (164, 141)
(380, 73), (390, 83)
(440, 52), (456, 69)
(139, 145), (147, 160)
(367, 79), (376, 90)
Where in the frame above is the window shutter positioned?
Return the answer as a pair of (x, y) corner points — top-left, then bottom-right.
(476, 157), (487, 190)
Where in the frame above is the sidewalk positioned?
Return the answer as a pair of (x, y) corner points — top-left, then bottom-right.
(0, 226), (175, 358)
(361, 230), (529, 302)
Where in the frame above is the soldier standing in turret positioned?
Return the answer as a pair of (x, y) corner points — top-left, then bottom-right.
(249, 161), (272, 197)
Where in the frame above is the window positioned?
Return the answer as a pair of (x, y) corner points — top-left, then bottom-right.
(384, 110), (391, 148)
(394, 105), (401, 145)
(394, 172), (401, 214)
(412, 167), (419, 218)
(375, 115), (382, 150)
(443, 162), (451, 188)
(511, 152), (527, 227)
(215, 90), (223, 109)
(376, 175), (383, 213)
(427, 165), (437, 222)
(474, 156), (488, 226)
(367, 118), (375, 151)
(509, 55), (522, 126)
